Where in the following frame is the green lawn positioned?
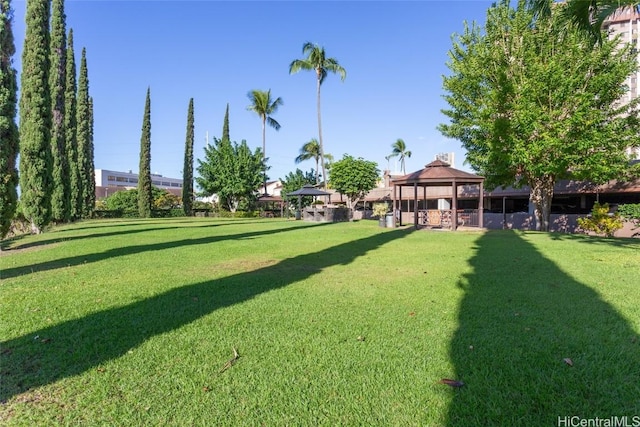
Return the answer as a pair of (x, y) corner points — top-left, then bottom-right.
(1, 218), (639, 426)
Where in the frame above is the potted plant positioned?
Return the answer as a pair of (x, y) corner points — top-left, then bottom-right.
(373, 203), (389, 227)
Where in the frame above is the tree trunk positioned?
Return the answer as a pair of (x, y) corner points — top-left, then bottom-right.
(529, 176), (554, 232)
(262, 115), (267, 195)
(316, 71), (327, 191)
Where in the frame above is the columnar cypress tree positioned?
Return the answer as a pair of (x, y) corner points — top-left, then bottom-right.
(137, 88), (152, 218)
(49, 0), (69, 222)
(0, 0), (20, 240)
(222, 103), (230, 141)
(182, 98), (194, 216)
(19, 0), (52, 234)
(76, 47), (92, 218)
(86, 95), (95, 210)
(64, 28), (80, 220)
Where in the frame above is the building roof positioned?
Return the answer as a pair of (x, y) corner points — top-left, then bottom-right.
(392, 160), (484, 186)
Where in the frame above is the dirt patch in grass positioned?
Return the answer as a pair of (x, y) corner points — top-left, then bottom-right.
(0, 386), (71, 424)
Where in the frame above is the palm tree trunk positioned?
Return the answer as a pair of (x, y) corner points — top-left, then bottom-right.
(262, 115), (267, 195)
(316, 72), (327, 191)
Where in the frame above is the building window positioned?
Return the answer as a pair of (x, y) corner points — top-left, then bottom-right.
(116, 176), (127, 182)
(107, 175), (116, 181)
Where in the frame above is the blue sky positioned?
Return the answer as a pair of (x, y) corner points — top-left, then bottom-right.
(12, 0), (495, 183)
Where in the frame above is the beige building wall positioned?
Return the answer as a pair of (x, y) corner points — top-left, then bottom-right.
(604, 7), (640, 159)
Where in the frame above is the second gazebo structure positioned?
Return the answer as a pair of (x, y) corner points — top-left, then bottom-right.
(391, 160), (485, 230)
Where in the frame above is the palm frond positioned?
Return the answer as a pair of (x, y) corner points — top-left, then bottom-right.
(289, 59), (313, 75)
(266, 117), (281, 131)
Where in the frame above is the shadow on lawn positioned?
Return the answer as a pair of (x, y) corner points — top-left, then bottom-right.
(0, 226), (413, 402)
(1, 221), (317, 279)
(446, 230), (640, 426)
(1, 218), (261, 252)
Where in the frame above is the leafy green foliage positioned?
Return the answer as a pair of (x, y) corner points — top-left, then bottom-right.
(0, 0), (19, 240)
(617, 203), (640, 221)
(104, 189), (138, 212)
(439, 0), (639, 231)
(577, 202), (623, 237)
(104, 187), (178, 214)
(48, 0), (69, 223)
(280, 168), (317, 209)
(18, 0), (52, 233)
(195, 137), (264, 212)
(76, 47), (94, 218)
(618, 203), (640, 236)
(182, 98), (194, 216)
(137, 88), (152, 218)
(64, 29), (80, 220)
(329, 155), (379, 212)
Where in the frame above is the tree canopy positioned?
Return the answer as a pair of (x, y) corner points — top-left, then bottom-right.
(0, 0), (19, 239)
(329, 155), (379, 213)
(439, 0), (639, 231)
(196, 137), (264, 212)
(280, 168), (317, 210)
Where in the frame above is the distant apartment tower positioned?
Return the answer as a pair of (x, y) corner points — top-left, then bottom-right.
(435, 152), (455, 168)
(603, 7), (640, 158)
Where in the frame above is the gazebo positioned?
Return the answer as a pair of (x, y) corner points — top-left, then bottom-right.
(391, 160), (485, 230)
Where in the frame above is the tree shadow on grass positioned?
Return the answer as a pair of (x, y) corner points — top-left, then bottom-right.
(1, 219), (262, 252)
(549, 232), (640, 249)
(0, 221), (323, 279)
(446, 230), (640, 426)
(0, 227), (414, 402)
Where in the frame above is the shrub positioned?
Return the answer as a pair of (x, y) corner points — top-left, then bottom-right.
(618, 203), (640, 237)
(372, 203), (389, 218)
(577, 202), (623, 238)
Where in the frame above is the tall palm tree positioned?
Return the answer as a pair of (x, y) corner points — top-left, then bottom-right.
(289, 42), (346, 190)
(388, 138), (412, 175)
(247, 89), (283, 195)
(294, 138), (334, 185)
(528, 0), (639, 41)
(295, 138), (321, 184)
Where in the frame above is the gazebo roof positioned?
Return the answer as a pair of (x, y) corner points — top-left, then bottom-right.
(392, 160), (484, 186)
(286, 184), (332, 197)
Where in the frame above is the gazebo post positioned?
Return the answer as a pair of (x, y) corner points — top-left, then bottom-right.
(399, 186), (403, 226)
(479, 181), (484, 228)
(414, 183), (418, 228)
(452, 179), (458, 231)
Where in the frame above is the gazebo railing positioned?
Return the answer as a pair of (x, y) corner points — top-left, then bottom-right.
(418, 209), (480, 228)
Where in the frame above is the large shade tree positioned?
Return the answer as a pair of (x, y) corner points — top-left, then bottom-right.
(0, 0), (19, 240)
(19, 0), (52, 234)
(289, 42), (346, 190)
(196, 137), (264, 213)
(388, 138), (412, 175)
(246, 89), (282, 195)
(329, 155), (379, 216)
(439, 0), (639, 231)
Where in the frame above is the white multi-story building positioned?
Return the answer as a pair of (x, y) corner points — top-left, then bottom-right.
(95, 168), (183, 198)
(604, 7), (640, 159)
